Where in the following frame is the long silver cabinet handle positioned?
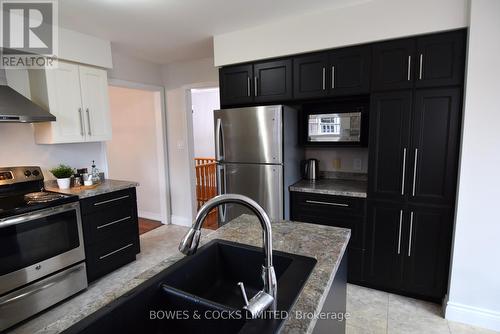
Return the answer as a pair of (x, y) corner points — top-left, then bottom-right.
(401, 148), (407, 195)
(254, 76), (258, 96)
(94, 195), (130, 206)
(322, 67), (326, 90)
(97, 216), (131, 229)
(331, 66), (335, 89)
(99, 243), (134, 260)
(78, 108), (84, 136)
(412, 148), (418, 196)
(0, 264), (84, 307)
(407, 56), (412, 81)
(86, 108), (92, 136)
(247, 77), (251, 97)
(419, 54), (423, 80)
(305, 200), (348, 207)
(408, 212), (414, 257)
(397, 210), (403, 254)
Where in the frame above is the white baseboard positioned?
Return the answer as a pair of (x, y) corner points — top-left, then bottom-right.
(445, 301), (500, 331)
(171, 215), (191, 227)
(138, 210), (162, 222)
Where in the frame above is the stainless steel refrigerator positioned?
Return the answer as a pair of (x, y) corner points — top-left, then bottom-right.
(214, 105), (303, 224)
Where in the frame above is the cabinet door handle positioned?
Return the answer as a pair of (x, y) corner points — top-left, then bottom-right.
(408, 211), (414, 257)
(254, 76), (258, 97)
(322, 67), (326, 90)
(99, 243), (134, 260)
(412, 148), (418, 196)
(305, 200), (348, 207)
(94, 195), (130, 206)
(401, 147), (407, 195)
(97, 216), (131, 229)
(78, 108), (84, 136)
(247, 77), (251, 97)
(397, 210), (403, 254)
(331, 66), (335, 89)
(407, 56), (412, 81)
(86, 108), (92, 136)
(419, 53), (423, 80)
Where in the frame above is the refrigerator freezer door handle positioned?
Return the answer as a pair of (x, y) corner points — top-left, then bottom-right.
(215, 118), (224, 161)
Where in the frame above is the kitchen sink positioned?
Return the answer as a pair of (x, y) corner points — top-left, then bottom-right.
(62, 239), (316, 334)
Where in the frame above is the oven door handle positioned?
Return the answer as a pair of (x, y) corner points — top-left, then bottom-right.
(0, 202), (79, 228)
(0, 264), (84, 307)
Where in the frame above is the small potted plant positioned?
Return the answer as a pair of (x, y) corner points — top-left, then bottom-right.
(49, 164), (74, 189)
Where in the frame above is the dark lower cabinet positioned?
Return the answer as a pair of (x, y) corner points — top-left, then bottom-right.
(402, 204), (453, 299)
(290, 191), (366, 283)
(365, 200), (452, 300)
(364, 201), (404, 290)
(80, 188), (140, 282)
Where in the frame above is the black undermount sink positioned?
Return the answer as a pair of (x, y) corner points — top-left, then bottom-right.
(63, 239), (317, 334)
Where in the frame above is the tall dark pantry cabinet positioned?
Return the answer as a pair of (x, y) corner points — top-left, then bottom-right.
(365, 29), (466, 301)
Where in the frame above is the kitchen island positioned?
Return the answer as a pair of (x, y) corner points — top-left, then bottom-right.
(6, 215), (350, 334)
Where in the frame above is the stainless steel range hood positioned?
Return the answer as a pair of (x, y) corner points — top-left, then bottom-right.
(0, 85), (56, 122)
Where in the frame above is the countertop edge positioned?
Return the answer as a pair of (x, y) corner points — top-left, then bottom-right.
(45, 179), (139, 199)
(289, 186), (367, 198)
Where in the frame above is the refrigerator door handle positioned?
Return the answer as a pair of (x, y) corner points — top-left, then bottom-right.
(215, 118), (224, 161)
(217, 164), (226, 223)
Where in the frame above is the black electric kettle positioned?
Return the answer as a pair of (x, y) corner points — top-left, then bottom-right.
(301, 159), (319, 180)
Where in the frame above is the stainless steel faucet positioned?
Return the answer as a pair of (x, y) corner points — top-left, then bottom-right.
(179, 194), (277, 318)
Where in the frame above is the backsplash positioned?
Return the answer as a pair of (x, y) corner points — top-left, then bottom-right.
(0, 123), (107, 179)
(305, 148), (368, 174)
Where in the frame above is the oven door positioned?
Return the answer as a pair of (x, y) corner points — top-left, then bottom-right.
(0, 202), (85, 295)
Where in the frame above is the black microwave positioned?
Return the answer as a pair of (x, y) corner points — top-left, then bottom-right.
(300, 100), (368, 147)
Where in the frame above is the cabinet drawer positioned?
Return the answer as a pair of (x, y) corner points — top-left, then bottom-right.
(86, 236), (138, 282)
(82, 203), (137, 245)
(292, 192), (365, 215)
(80, 188), (136, 214)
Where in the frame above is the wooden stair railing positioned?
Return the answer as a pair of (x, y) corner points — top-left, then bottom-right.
(195, 157), (218, 229)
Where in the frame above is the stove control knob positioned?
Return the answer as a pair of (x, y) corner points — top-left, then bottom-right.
(32, 170), (40, 176)
(24, 170), (32, 177)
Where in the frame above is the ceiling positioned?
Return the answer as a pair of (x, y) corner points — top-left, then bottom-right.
(58, 0), (365, 64)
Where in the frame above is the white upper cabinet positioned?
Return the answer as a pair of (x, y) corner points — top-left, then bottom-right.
(29, 60), (112, 144)
(79, 65), (112, 142)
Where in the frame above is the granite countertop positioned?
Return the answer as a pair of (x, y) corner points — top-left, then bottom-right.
(45, 179), (139, 199)
(8, 215), (350, 334)
(290, 178), (367, 198)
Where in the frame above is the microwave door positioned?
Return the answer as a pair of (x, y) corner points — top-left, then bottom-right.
(308, 112), (361, 142)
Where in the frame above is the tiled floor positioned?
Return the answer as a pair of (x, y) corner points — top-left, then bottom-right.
(346, 284), (499, 334)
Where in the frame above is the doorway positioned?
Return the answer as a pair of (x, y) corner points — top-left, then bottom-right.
(105, 80), (170, 232)
(190, 87), (220, 229)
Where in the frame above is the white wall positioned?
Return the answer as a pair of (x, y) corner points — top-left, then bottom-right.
(106, 86), (162, 221)
(108, 44), (163, 86)
(305, 148), (368, 174)
(191, 88), (219, 158)
(445, 0), (500, 331)
(213, 0), (468, 66)
(0, 69), (6, 85)
(162, 58), (218, 226)
(58, 27), (113, 68)
(0, 123), (106, 178)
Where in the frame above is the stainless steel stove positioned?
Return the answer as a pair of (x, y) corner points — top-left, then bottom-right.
(0, 166), (87, 332)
